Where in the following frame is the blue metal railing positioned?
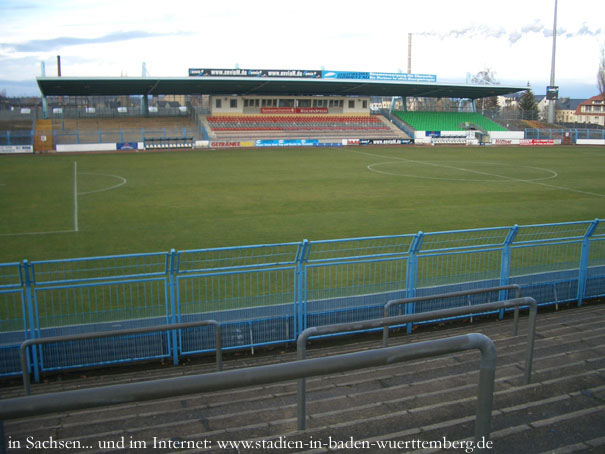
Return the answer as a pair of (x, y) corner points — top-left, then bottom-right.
(1, 219), (603, 378)
(525, 128), (605, 141)
(0, 131), (34, 146)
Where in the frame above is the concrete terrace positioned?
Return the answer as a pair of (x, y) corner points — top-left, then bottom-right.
(1, 299), (604, 453)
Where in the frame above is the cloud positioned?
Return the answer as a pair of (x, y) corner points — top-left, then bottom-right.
(508, 32), (522, 44)
(0, 0), (40, 11)
(416, 20), (603, 45)
(521, 20), (544, 34)
(569, 22), (602, 38)
(0, 30), (190, 53)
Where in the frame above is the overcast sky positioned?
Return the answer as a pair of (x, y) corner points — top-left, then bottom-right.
(1, 0), (604, 98)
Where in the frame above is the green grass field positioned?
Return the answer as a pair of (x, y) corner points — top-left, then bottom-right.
(1, 146), (604, 263)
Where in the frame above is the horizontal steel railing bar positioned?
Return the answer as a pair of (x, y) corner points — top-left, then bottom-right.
(3, 333), (497, 443)
(174, 264), (298, 277)
(415, 246), (504, 258)
(308, 233), (416, 244)
(384, 284), (522, 336)
(31, 251), (170, 265)
(515, 220), (595, 229)
(30, 276), (168, 292)
(304, 255), (410, 269)
(510, 240), (585, 250)
(178, 241), (303, 255)
(0, 288), (25, 297)
(30, 272), (169, 287)
(29, 253), (170, 285)
(298, 295), (531, 381)
(305, 251), (411, 265)
(31, 251), (169, 264)
(176, 244), (302, 271)
(20, 320), (222, 395)
(0, 263), (23, 289)
(296, 297), (534, 432)
(415, 243), (509, 255)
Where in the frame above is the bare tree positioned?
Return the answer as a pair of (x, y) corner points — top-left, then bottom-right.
(472, 68), (500, 115)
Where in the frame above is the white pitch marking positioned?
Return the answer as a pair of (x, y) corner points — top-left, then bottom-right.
(0, 167), (127, 237)
(0, 229), (75, 237)
(73, 161), (79, 232)
(348, 149), (605, 199)
(77, 173), (127, 196)
(367, 160), (558, 182)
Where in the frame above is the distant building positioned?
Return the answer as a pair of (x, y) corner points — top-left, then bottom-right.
(574, 95), (605, 127)
(555, 98), (583, 124)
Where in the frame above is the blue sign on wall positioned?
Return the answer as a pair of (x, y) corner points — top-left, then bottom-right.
(117, 142), (138, 150)
(255, 139), (319, 147)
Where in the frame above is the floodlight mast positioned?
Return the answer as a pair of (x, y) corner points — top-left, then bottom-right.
(408, 33), (412, 74)
(547, 0), (558, 124)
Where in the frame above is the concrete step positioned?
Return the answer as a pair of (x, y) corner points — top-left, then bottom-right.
(6, 324), (602, 437)
(2, 300), (603, 454)
(2, 301), (598, 398)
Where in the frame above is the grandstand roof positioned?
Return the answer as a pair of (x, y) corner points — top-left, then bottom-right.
(36, 76), (525, 100)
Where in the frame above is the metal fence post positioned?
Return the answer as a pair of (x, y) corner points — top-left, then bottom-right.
(499, 225), (519, 318)
(405, 231), (424, 334)
(21, 260), (40, 383)
(577, 219), (599, 306)
(168, 249), (179, 365)
(295, 240), (310, 337)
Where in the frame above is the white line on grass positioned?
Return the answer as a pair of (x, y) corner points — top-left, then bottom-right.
(347, 149), (605, 199)
(0, 230), (75, 237)
(367, 160), (558, 182)
(73, 161), (79, 232)
(77, 173), (127, 195)
(1, 163), (127, 237)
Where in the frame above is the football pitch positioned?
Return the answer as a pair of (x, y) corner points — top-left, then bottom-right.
(0, 145), (604, 263)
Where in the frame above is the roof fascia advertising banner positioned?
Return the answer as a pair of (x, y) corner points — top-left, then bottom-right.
(189, 68), (437, 83)
(369, 72), (437, 82)
(189, 68), (322, 78)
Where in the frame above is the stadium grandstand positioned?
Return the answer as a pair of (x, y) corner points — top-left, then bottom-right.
(1, 68), (536, 153)
(3, 68), (605, 152)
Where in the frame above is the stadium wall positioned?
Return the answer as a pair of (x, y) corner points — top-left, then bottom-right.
(209, 95), (371, 115)
(1, 219), (603, 379)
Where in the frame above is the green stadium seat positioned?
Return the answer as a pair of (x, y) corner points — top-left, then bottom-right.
(394, 112), (507, 132)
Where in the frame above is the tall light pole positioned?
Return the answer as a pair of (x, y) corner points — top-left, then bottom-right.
(547, 0), (558, 124)
(408, 33), (412, 74)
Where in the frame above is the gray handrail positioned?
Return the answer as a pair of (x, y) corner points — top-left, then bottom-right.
(297, 297), (537, 430)
(0, 333), (497, 443)
(20, 320), (222, 395)
(383, 284), (522, 338)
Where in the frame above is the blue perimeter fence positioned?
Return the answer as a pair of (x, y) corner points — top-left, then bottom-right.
(1, 219), (604, 379)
